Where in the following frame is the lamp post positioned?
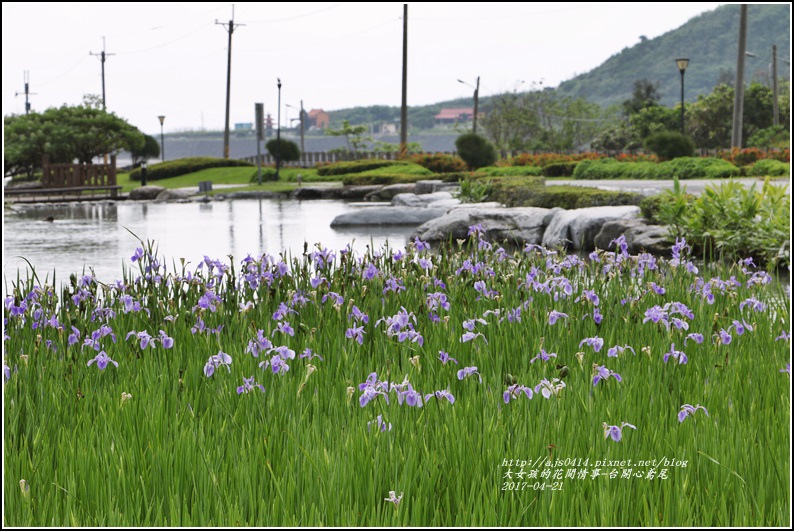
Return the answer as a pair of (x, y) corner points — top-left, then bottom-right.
(276, 78), (282, 180)
(157, 115), (165, 162)
(140, 160), (148, 187)
(457, 76), (480, 134)
(675, 58), (689, 136)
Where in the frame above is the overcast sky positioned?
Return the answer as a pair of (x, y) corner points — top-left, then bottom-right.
(2, 2), (731, 135)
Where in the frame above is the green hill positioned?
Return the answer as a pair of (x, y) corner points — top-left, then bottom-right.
(555, 4), (790, 107)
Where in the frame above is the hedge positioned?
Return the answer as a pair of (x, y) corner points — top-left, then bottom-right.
(748, 159), (790, 177)
(316, 159), (404, 176)
(573, 157), (741, 180)
(129, 157), (253, 182)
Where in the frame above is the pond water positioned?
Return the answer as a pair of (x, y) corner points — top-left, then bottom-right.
(2, 199), (415, 286)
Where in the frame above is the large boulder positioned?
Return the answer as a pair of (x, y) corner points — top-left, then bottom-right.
(128, 185), (166, 200)
(364, 183), (416, 201)
(391, 191), (457, 207)
(154, 189), (196, 202)
(330, 206), (448, 227)
(594, 219), (672, 255)
(414, 180), (445, 194)
(542, 206), (640, 251)
(413, 207), (553, 245)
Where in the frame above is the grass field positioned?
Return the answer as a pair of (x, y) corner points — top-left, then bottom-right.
(3, 233), (790, 526)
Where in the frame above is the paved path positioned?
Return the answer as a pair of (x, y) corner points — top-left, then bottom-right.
(545, 177), (790, 196)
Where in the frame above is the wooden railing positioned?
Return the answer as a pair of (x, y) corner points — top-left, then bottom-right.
(42, 155), (118, 188)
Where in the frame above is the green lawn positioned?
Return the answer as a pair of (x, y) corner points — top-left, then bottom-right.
(117, 166), (322, 194)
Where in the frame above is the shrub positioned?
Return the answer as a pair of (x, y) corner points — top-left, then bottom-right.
(129, 157), (253, 182)
(653, 178), (790, 268)
(643, 131), (695, 160)
(574, 157), (740, 180)
(455, 133), (497, 169)
(438, 171), (475, 183)
(410, 153), (468, 173)
(573, 159), (632, 180)
(455, 178), (493, 203)
(518, 186), (644, 209)
(660, 157), (740, 180)
(266, 139), (300, 163)
(748, 159), (790, 177)
(341, 173), (432, 186)
(543, 162), (579, 177)
(316, 159), (402, 176)
(475, 175), (545, 207)
(474, 165), (543, 177)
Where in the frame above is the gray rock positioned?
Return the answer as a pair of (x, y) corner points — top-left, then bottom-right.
(364, 183), (416, 201)
(339, 185), (384, 200)
(330, 206), (448, 227)
(154, 189), (196, 202)
(594, 219), (672, 255)
(543, 206), (640, 251)
(222, 190), (287, 200)
(391, 191), (456, 207)
(292, 186), (328, 199)
(413, 207), (552, 245)
(128, 185), (166, 200)
(414, 180), (444, 194)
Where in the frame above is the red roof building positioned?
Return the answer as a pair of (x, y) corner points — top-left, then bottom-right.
(307, 109), (330, 129)
(434, 108), (475, 125)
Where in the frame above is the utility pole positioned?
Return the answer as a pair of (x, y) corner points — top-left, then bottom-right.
(15, 71), (36, 114)
(473, 76), (480, 135)
(400, 3), (408, 158)
(217, 5), (244, 159)
(772, 44), (779, 127)
(731, 4), (748, 149)
(90, 37), (114, 110)
(299, 100), (305, 161)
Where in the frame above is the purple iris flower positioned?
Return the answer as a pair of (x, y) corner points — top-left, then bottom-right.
(126, 330), (154, 350)
(265, 355), (290, 375)
(131, 247), (144, 262)
(457, 366), (482, 383)
(582, 289), (600, 306)
(462, 318), (487, 332)
(678, 404), (708, 423)
(534, 378), (566, 399)
(246, 330), (273, 357)
(776, 331), (790, 341)
(468, 223), (485, 237)
(684, 333), (704, 346)
(603, 422), (636, 442)
(438, 351), (458, 365)
(606, 345), (635, 358)
(548, 310), (569, 326)
(237, 376), (266, 394)
(68, 326), (81, 347)
(300, 348), (324, 361)
(271, 321), (295, 337)
(3, 362), (10, 383)
(349, 306), (369, 324)
(158, 330), (174, 349)
(579, 336), (604, 353)
(413, 237), (430, 252)
(424, 389), (456, 405)
(643, 306), (668, 325)
(426, 292), (450, 312)
(781, 364), (790, 374)
(204, 351), (232, 377)
(503, 384), (534, 404)
(530, 349), (557, 364)
(396, 383), (423, 407)
(715, 329), (732, 346)
(592, 365), (622, 386)
(461, 331), (487, 344)
(592, 308), (603, 324)
(87, 351), (118, 370)
(271, 346), (296, 360)
(739, 297), (765, 312)
(663, 343), (688, 365)
(649, 282), (666, 295)
(272, 302), (296, 321)
(359, 386), (389, 408)
(346, 325), (366, 345)
(321, 292), (344, 306)
(363, 263), (380, 281)
(368, 415), (392, 432)
(731, 319), (753, 336)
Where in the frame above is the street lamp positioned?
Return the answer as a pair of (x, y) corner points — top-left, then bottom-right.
(457, 77), (480, 134)
(286, 100), (305, 163)
(276, 78), (282, 180)
(675, 58), (689, 136)
(157, 115), (165, 162)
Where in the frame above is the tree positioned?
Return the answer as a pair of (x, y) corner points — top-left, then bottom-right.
(455, 133), (497, 169)
(325, 119), (372, 154)
(129, 134), (160, 167)
(266, 138), (300, 163)
(4, 101), (145, 176)
(622, 79), (661, 117)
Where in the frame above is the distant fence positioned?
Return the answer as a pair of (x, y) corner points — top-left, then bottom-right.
(42, 155), (118, 188)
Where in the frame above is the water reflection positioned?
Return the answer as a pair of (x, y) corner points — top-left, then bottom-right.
(3, 199), (415, 284)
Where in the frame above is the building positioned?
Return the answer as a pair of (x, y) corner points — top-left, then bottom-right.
(434, 108), (475, 126)
(307, 109), (330, 130)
